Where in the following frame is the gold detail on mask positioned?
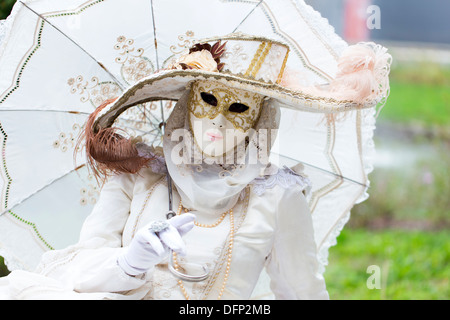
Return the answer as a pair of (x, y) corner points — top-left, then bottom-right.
(188, 80), (264, 131)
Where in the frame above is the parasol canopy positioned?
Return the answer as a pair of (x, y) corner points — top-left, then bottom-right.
(0, 0), (388, 289)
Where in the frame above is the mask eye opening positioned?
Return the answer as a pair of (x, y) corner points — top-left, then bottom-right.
(200, 92), (218, 107)
(228, 103), (250, 113)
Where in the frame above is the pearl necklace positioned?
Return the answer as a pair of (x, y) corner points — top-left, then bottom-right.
(174, 201), (235, 300)
(177, 202), (230, 228)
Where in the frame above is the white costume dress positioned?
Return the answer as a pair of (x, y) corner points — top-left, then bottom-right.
(0, 164), (328, 300)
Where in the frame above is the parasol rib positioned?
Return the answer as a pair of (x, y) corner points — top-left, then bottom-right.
(119, 125), (160, 136)
(19, 2), (157, 130)
(232, 0), (264, 32)
(18, 1), (126, 92)
(149, 0), (166, 135)
(272, 152), (369, 188)
(148, 1), (208, 281)
(0, 109), (91, 115)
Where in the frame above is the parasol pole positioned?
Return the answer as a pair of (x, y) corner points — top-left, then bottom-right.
(148, 0), (209, 282)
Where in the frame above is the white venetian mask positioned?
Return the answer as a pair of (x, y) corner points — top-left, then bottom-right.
(188, 80), (264, 158)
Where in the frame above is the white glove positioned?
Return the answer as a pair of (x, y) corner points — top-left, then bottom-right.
(117, 213), (195, 276)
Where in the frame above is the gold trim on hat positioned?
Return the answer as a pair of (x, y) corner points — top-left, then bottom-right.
(244, 41), (273, 79)
(277, 49), (290, 84)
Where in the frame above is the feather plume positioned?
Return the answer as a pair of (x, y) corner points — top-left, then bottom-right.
(211, 41), (227, 60)
(76, 98), (152, 184)
(330, 42), (391, 104)
(210, 40), (227, 71)
(281, 42), (392, 107)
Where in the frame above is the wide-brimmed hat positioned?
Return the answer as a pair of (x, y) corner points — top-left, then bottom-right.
(82, 33), (390, 180)
(92, 33), (391, 131)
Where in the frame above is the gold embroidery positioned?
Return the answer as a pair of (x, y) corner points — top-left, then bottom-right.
(67, 76), (121, 108)
(79, 173), (100, 206)
(250, 42), (273, 79)
(53, 124), (82, 153)
(114, 36), (154, 85)
(68, 34), (154, 108)
(277, 49), (290, 84)
(244, 41), (267, 78)
(170, 30), (197, 54)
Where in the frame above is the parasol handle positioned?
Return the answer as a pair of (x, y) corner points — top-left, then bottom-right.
(167, 251), (210, 282)
(165, 170), (210, 282)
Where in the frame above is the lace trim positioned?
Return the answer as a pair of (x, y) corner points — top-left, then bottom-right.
(250, 165), (312, 196)
(293, 0), (348, 59)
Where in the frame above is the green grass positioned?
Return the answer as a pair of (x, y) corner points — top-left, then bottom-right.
(325, 61), (450, 300)
(0, 0), (14, 20)
(379, 81), (450, 126)
(350, 145), (450, 228)
(378, 62), (450, 127)
(324, 228), (450, 300)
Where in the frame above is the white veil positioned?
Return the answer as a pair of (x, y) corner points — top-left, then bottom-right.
(163, 89), (281, 214)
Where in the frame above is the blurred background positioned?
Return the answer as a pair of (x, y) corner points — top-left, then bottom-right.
(0, 0), (448, 300)
(306, 0), (450, 300)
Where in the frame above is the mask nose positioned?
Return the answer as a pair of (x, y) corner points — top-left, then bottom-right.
(211, 113), (227, 129)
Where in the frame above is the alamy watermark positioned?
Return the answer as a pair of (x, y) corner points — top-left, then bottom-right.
(366, 265), (382, 290)
(367, 5), (381, 30)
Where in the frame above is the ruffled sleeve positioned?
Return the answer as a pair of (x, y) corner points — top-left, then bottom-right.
(265, 184), (329, 300)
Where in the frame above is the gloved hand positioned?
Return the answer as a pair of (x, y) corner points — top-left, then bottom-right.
(117, 213), (195, 276)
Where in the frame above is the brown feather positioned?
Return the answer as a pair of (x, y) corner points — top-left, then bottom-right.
(210, 41), (227, 60)
(75, 98), (152, 185)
